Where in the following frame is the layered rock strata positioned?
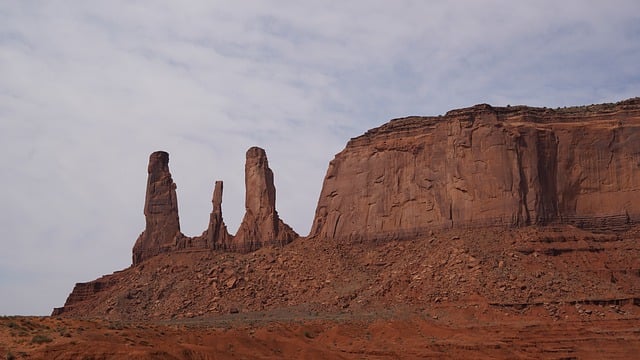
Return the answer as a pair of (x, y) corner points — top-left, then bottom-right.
(232, 147), (298, 252)
(53, 98), (640, 318)
(310, 98), (640, 241)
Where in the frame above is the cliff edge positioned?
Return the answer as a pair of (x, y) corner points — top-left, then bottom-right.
(310, 98), (640, 242)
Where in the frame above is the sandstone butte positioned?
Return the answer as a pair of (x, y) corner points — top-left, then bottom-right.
(52, 98), (640, 324)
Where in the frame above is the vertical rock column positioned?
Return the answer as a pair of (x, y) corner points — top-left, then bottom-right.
(204, 180), (232, 249)
(132, 151), (182, 265)
(233, 147), (298, 252)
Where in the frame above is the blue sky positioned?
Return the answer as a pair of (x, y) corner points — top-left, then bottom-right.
(1, 1), (639, 315)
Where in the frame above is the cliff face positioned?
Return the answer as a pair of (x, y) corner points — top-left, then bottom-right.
(54, 98), (640, 319)
(310, 99), (640, 241)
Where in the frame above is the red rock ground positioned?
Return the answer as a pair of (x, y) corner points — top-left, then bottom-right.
(26, 224), (640, 358)
(2, 309), (639, 359)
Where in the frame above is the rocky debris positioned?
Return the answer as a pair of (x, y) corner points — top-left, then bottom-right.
(54, 98), (640, 321)
(132, 151), (184, 265)
(232, 147), (298, 252)
(52, 224), (640, 320)
(310, 98), (640, 242)
(51, 277), (118, 316)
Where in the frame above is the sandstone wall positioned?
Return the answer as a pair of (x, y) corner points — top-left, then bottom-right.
(310, 99), (640, 241)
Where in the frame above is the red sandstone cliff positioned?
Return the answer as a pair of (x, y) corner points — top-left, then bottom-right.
(310, 99), (640, 241)
(53, 98), (640, 319)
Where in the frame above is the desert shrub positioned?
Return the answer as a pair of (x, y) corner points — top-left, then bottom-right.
(31, 334), (53, 344)
(6, 351), (16, 360)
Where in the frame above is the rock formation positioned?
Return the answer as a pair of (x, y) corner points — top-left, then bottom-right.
(53, 97), (640, 320)
(310, 98), (640, 241)
(131, 147), (296, 264)
(232, 147), (298, 252)
(132, 151), (183, 265)
(202, 181), (232, 249)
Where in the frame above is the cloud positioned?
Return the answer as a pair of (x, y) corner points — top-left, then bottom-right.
(0, 0), (639, 315)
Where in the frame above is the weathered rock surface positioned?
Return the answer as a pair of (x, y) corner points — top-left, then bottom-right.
(52, 224), (640, 321)
(201, 181), (232, 249)
(131, 147), (295, 266)
(132, 151), (183, 265)
(310, 98), (640, 241)
(232, 147), (298, 252)
(54, 98), (640, 323)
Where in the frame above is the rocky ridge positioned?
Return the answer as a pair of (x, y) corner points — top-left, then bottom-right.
(53, 98), (640, 320)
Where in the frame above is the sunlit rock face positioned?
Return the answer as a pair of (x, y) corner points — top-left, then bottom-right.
(310, 98), (640, 242)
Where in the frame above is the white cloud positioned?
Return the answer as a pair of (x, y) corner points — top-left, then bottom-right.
(0, 0), (638, 315)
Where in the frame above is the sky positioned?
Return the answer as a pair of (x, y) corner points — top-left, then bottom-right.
(1, 1), (639, 315)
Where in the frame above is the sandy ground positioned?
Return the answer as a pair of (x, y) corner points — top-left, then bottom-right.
(3, 303), (639, 359)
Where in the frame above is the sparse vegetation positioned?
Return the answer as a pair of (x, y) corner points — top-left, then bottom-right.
(30, 334), (53, 344)
(107, 322), (124, 330)
(59, 328), (72, 337)
(6, 351), (16, 360)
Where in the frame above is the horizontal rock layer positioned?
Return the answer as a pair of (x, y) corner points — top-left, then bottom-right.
(310, 98), (640, 241)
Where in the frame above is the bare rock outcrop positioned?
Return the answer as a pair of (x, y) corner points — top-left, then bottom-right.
(310, 98), (640, 241)
(232, 147), (298, 252)
(202, 181), (232, 249)
(131, 147), (296, 264)
(53, 97), (640, 319)
(132, 151), (184, 265)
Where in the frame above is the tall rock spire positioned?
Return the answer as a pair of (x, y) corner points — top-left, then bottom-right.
(204, 180), (232, 249)
(132, 151), (182, 265)
(233, 147), (298, 252)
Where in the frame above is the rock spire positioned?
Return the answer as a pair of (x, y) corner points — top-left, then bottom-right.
(132, 151), (183, 265)
(232, 147), (298, 252)
(132, 147), (298, 264)
(203, 180), (232, 249)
